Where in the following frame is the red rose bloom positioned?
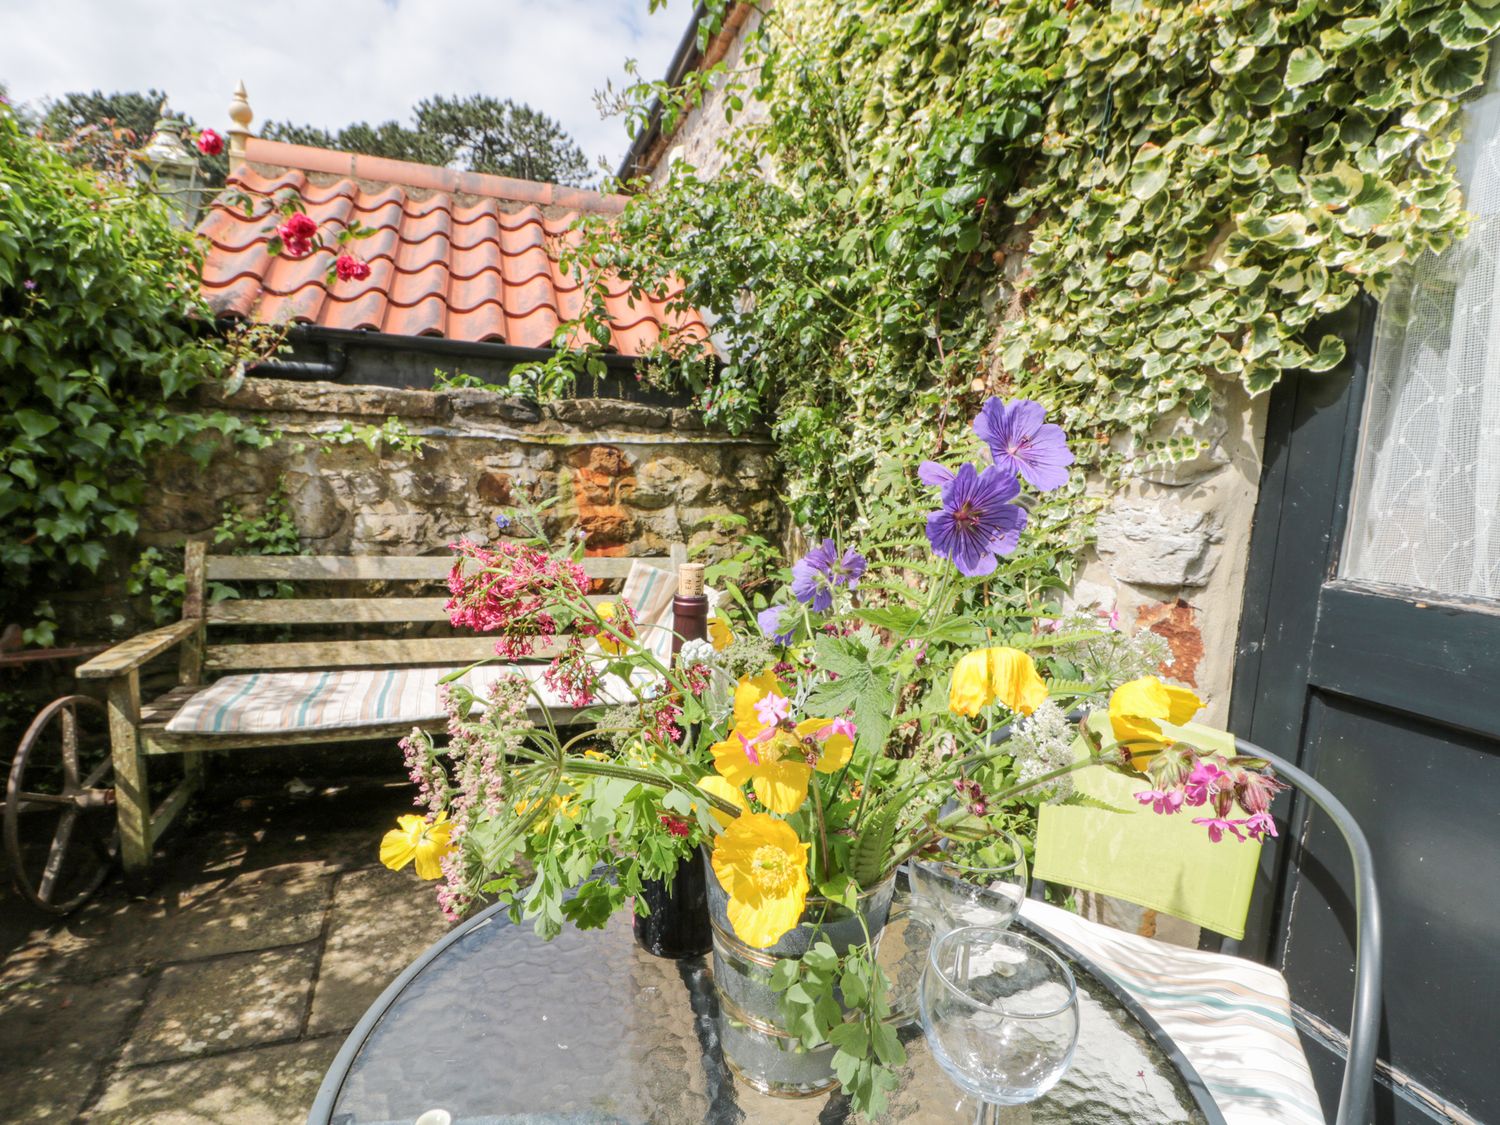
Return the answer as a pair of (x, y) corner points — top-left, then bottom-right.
(196, 129), (224, 156)
(277, 212), (319, 259)
(335, 253), (372, 282)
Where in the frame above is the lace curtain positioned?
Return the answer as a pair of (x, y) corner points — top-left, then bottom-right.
(1341, 75), (1500, 602)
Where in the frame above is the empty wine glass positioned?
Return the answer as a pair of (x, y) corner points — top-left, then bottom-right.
(920, 925), (1079, 1116)
(909, 832), (1028, 936)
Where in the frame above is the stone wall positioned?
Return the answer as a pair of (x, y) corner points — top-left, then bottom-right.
(140, 378), (781, 565)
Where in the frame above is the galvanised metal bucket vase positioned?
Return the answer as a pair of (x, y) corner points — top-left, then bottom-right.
(704, 852), (896, 1098)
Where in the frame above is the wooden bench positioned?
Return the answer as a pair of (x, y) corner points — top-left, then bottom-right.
(76, 542), (687, 884)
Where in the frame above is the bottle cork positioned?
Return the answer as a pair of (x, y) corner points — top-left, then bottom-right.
(677, 563), (706, 598)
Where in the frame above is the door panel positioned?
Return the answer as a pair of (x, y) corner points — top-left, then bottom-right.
(1280, 691), (1500, 1115)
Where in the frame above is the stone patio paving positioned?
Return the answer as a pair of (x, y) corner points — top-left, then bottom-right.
(0, 771), (453, 1123)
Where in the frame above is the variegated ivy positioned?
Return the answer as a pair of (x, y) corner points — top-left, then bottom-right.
(998, 0), (1493, 437)
(540, 0), (1498, 534)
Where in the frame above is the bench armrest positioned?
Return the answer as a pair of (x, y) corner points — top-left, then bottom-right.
(76, 619), (200, 680)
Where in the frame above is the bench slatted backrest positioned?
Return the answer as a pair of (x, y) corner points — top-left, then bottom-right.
(196, 549), (685, 673)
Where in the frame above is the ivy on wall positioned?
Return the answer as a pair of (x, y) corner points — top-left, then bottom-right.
(546, 0), (1498, 539)
(0, 105), (274, 640)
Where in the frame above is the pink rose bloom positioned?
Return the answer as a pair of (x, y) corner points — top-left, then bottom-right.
(335, 253), (372, 282)
(196, 128), (224, 156)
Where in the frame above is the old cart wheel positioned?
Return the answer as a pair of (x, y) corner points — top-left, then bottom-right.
(4, 695), (116, 913)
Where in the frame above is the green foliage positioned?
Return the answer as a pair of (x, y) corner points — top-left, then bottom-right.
(0, 105), (272, 635)
(429, 366), (491, 392)
(321, 416), (428, 457)
(128, 480), (305, 624)
(265, 94), (592, 186)
(556, 0), (1496, 536)
(35, 88), (229, 185)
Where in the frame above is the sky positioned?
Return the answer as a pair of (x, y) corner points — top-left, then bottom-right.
(0, 0), (690, 178)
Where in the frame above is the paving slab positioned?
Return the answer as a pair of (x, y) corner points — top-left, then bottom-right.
(4, 862), (335, 983)
(306, 865), (455, 1035)
(123, 944), (319, 1066)
(88, 1035), (343, 1124)
(0, 971), (149, 1121)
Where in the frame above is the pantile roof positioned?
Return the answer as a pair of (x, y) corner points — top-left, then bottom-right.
(197, 138), (709, 355)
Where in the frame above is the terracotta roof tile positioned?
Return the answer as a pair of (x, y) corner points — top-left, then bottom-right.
(198, 139), (711, 356)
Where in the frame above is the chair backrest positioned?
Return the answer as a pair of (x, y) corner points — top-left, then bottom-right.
(1028, 717), (1382, 1125)
(189, 545), (686, 674)
(1033, 716), (1262, 940)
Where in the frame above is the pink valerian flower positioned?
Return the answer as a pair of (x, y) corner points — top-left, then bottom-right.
(955, 778), (987, 817)
(446, 538), (589, 660)
(276, 211), (318, 258)
(681, 661), (713, 695)
(543, 638), (599, 709)
(335, 252), (371, 282)
(647, 700), (683, 746)
(196, 128), (224, 156)
(1135, 788), (1184, 816)
(659, 813), (692, 838)
(1193, 817), (1246, 843)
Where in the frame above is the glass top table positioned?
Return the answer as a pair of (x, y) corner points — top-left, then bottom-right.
(310, 893), (1217, 1125)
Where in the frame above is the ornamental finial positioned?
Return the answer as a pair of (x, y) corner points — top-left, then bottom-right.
(227, 80), (253, 160)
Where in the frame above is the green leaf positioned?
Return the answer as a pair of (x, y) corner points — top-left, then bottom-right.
(13, 409), (59, 440)
(1284, 46), (1327, 88)
(1305, 334), (1346, 372)
(1345, 176), (1397, 232)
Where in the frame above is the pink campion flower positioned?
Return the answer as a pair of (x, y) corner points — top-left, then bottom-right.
(196, 128), (224, 156)
(819, 717), (857, 742)
(1193, 816), (1246, 843)
(335, 252), (371, 282)
(1243, 811), (1278, 841)
(754, 692), (792, 729)
(1183, 760), (1230, 807)
(1234, 768), (1286, 815)
(1135, 788), (1184, 816)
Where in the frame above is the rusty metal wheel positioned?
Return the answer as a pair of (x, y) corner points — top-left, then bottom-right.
(4, 695), (116, 913)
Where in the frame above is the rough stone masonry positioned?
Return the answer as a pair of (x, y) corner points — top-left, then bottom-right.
(140, 378), (782, 566)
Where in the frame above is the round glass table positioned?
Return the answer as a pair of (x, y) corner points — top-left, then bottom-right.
(310, 895), (1218, 1124)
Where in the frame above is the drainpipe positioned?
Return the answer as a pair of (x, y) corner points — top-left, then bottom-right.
(250, 340), (348, 380)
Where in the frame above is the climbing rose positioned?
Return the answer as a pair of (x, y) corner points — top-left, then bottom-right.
(277, 212), (318, 258)
(196, 128), (224, 156)
(335, 252), (371, 282)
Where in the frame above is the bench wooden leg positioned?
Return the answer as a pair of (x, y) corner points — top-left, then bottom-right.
(105, 671), (152, 890)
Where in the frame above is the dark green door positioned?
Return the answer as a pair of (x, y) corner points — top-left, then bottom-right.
(1234, 277), (1500, 1123)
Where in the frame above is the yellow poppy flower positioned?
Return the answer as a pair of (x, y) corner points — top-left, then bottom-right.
(948, 647), (1048, 717)
(794, 717), (854, 774)
(708, 615), (734, 651)
(380, 812), (454, 880)
(595, 601), (630, 655)
(711, 733), (812, 813)
(695, 774), (748, 826)
(732, 669), (786, 731)
(710, 812), (811, 948)
(513, 792), (580, 833)
(1108, 676), (1203, 764)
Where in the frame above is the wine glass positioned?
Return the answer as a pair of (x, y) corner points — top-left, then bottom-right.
(908, 832), (1029, 936)
(919, 925), (1080, 1115)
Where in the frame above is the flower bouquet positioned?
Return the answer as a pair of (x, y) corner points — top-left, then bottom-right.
(383, 398), (1287, 1116)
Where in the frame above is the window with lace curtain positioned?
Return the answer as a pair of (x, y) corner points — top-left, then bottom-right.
(1341, 71), (1500, 603)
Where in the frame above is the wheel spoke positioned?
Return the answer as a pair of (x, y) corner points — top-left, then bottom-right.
(14, 790), (72, 808)
(80, 759), (113, 791)
(39, 808), (78, 904)
(60, 705), (81, 790)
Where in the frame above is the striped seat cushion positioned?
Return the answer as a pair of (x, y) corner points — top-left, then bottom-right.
(1019, 898), (1324, 1125)
(166, 560), (686, 736)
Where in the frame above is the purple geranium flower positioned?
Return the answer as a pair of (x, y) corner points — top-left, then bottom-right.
(757, 604), (796, 645)
(973, 397), (1075, 492)
(924, 462), (1027, 577)
(790, 538), (867, 611)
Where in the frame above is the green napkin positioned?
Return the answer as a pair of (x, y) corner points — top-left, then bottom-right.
(1032, 715), (1261, 940)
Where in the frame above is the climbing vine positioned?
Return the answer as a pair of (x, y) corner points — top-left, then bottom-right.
(541, 0), (1498, 538)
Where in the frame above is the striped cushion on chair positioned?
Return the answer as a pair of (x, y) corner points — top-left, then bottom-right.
(164, 667), (458, 734)
(1020, 898), (1324, 1125)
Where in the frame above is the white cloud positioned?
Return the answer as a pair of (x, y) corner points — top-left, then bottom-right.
(0, 0), (690, 177)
